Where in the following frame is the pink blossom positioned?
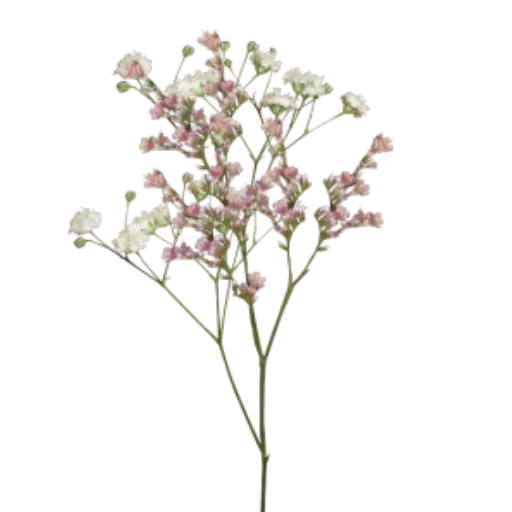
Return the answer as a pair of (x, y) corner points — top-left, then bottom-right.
(163, 95), (178, 108)
(261, 118), (283, 138)
(339, 172), (355, 186)
(210, 113), (233, 135)
(162, 243), (198, 262)
(155, 129), (171, 149)
(368, 212), (384, 227)
(150, 104), (165, 119)
(354, 179), (370, 195)
(203, 82), (220, 96)
(144, 169), (168, 189)
(369, 134), (394, 155)
(185, 204), (203, 217)
(247, 272), (266, 291)
(209, 165), (224, 180)
(207, 235), (226, 268)
(114, 52), (152, 79)
(273, 198), (289, 215)
(282, 167), (299, 182)
(257, 172), (277, 191)
(162, 247), (179, 262)
(173, 127), (190, 143)
(334, 205), (350, 221)
(192, 108), (207, 125)
(220, 81), (235, 95)
(225, 162), (242, 180)
(198, 31), (221, 52)
(195, 236), (213, 252)
(172, 212), (189, 229)
(140, 137), (156, 153)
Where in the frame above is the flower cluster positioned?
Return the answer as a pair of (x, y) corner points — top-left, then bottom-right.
(71, 29), (393, 303)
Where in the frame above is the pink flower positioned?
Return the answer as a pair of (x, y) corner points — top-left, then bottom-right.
(261, 118), (283, 138)
(209, 165), (224, 180)
(225, 162), (242, 180)
(203, 82), (220, 96)
(162, 247), (179, 262)
(220, 81), (235, 95)
(247, 272), (266, 291)
(258, 169), (281, 190)
(150, 104), (165, 119)
(155, 130), (171, 149)
(198, 31), (221, 52)
(163, 95), (178, 108)
(172, 213), (189, 229)
(334, 205), (349, 221)
(273, 198), (289, 215)
(162, 243), (198, 262)
(173, 126), (190, 143)
(140, 137), (155, 153)
(114, 52), (152, 79)
(210, 113), (233, 135)
(207, 235), (226, 268)
(354, 179), (370, 195)
(368, 212), (384, 227)
(195, 236), (213, 252)
(192, 109), (207, 125)
(338, 172), (355, 186)
(282, 167), (298, 182)
(369, 134), (394, 155)
(144, 169), (168, 189)
(185, 204), (203, 217)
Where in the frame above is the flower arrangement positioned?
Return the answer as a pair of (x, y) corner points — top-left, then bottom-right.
(69, 29), (393, 511)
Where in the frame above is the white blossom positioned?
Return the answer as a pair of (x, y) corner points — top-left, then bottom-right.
(342, 91), (370, 119)
(283, 68), (332, 98)
(68, 208), (102, 235)
(251, 48), (281, 74)
(112, 223), (150, 254)
(164, 70), (220, 98)
(260, 87), (298, 112)
(113, 203), (171, 255)
(114, 52), (152, 79)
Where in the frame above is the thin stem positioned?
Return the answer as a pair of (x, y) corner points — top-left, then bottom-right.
(124, 202), (130, 230)
(175, 56), (185, 81)
(244, 74), (258, 89)
(286, 112), (345, 151)
(263, 72), (272, 97)
(259, 358), (269, 512)
(237, 51), (249, 83)
(264, 244), (295, 360)
(305, 99), (316, 133)
(232, 227), (273, 272)
(203, 96), (220, 113)
(241, 242), (263, 358)
(240, 134), (256, 161)
(90, 235), (266, 459)
(248, 135), (273, 183)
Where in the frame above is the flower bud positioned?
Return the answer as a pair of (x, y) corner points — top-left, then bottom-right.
(182, 172), (194, 184)
(247, 41), (259, 52)
(116, 80), (132, 94)
(182, 45), (195, 58)
(220, 41), (232, 53)
(73, 236), (87, 249)
(224, 58), (232, 68)
(125, 190), (136, 203)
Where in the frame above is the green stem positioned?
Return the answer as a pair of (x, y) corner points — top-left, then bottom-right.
(259, 358), (269, 512)
(240, 134), (256, 161)
(265, 244), (295, 359)
(203, 96), (220, 113)
(175, 56), (185, 81)
(286, 112), (345, 151)
(237, 51), (249, 83)
(244, 74), (258, 89)
(90, 235), (266, 458)
(241, 242), (263, 358)
(248, 135), (273, 183)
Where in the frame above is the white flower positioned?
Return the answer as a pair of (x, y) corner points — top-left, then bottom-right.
(113, 203), (171, 255)
(260, 87), (297, 115)
(341, 92), (370, 117)
(68, 208), (101, 235)
(114, 52), (152, 79)
(112, 223), (150, 254)
(164, 70), (220, 98)
(283, 68), (332, 98)
(251, 48), (281, 74)
(132, 205), (171, 235)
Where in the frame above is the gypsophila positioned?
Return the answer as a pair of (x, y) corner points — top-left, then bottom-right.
(283, 68), (332, 98)
(260, 87), (297, 116)
(251, 48), (281, 74)
(341, 92), (370, 117)
(68, 208), (102, 235)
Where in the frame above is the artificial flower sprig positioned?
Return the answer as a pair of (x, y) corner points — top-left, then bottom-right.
(69, 30), (393, 512)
